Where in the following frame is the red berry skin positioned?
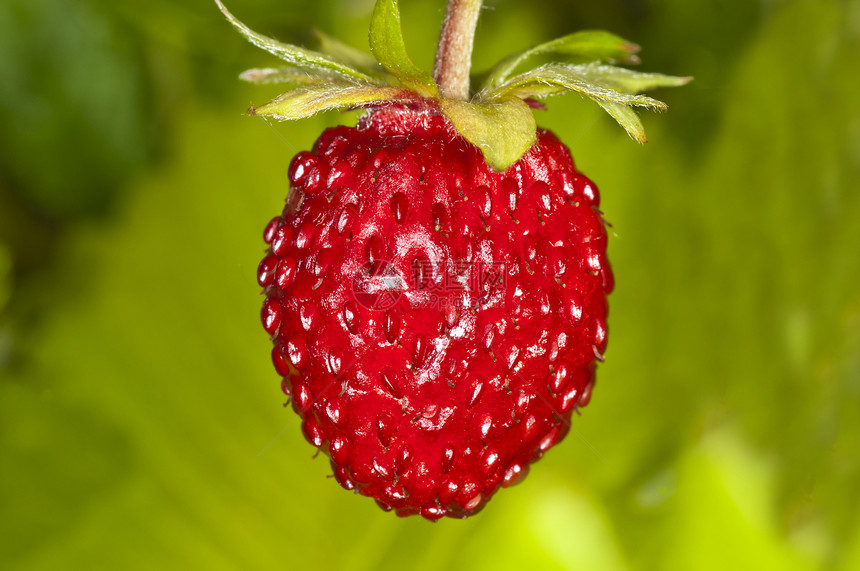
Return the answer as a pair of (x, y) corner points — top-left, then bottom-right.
(259, 104), (612, 519)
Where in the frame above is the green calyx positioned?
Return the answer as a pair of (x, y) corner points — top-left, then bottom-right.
(217, 0), (690, 171)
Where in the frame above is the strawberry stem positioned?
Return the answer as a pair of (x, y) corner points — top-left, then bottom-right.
(433, 0), (483, 100)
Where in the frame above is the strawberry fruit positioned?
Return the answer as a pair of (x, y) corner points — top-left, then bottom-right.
(221, 0), (688, 519)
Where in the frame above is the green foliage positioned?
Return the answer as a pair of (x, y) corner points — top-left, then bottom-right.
(440, 96), (536, 171)
(482, 30), (643, 90)
(219, 0), (684, 170)
(216, 0), (381, 84)
(369, 0), (438, 96)
(2, 0), (860, 569)
(482, 63), (688, 144)
(314, 30), (387, 77)
(252, 84), (418, 120)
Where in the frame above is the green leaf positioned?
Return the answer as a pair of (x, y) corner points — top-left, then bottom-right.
(439, 98), (536, 172)
(216, 0), (377, 84)
(239, 67), (350, 85)
(483, 30), (642, 91)
(575, 64), (692, 94)
(250, 83), (418, 120)
(487, 64), (670, 109)
(483, 63), (680, 143)
(314, 30), (386, 78)
(594, 99), (648, 143)
(369, 0), (436, 96)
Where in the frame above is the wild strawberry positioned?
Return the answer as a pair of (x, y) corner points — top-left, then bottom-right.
(220, 0), (688, 519)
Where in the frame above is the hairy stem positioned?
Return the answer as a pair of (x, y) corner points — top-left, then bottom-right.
(433, 0), (483, 100)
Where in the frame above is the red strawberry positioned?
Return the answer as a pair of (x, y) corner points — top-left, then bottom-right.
(258, 103), (610, 518)
(220, 0), (687, 519)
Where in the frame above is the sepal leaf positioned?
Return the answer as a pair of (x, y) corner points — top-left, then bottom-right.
(439, 98), (536, 172)
(483, 31), (642, 90)
(250, 83), (419, 120)
(240, 67), (351, 85)
(369, 0), (437, 96)
(314, 30), (389, 80)
(485, 63), (690, 143)
(219, 0), (691, 163)
(594, 100), (648, 143)
(575, 64), (693, 94)
(486, 64), (670, 109)
(216, 0), (378, 84)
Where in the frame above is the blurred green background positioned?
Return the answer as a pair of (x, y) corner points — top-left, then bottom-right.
(2, 0), (859, 569)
